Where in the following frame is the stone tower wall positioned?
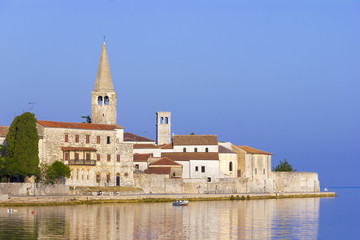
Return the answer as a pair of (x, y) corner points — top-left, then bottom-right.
(156, 112), (171, 145)
(91, 91), (117, 125)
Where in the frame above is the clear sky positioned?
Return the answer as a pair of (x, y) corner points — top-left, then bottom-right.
(0, 0), (359, 186)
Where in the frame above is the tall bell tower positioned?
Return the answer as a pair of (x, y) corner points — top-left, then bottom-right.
(156, 112), (171, 145)
(91, 42), (117, 125)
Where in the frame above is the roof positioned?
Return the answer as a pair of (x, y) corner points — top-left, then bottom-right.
(237, 145), (273, 155)
(0, 126), (9, 137)
(151, 157), (181, 166)
(159, 143), (173, 149)
(61, 147), (97, 151)
(133, 144), (159, 149)
(218, 145), (236, 154)
(94, 42), (114, 92)
(133, 153), (152, 162)
(162, 152), (219, 161)
(37, 120), (123, 130)
(172, 135), (218, 146)
(145, 167), (171, 175)
(124, 132), (154, 142)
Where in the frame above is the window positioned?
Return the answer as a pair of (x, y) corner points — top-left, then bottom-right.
(135, 164), (139, 170)
(98, 96), (103, 105)
(64, 134), (68, 142)
(165, 117), (168, 124)
(86, 153), (90, 160)
(205, 148), (209, 152)
(75, 153), (79, 160)
(86, 135), (90, 144)
(201, 166), (205, 173)
(160, 117), (164, 124)
(173, 172), (175, 177)
(107, 136), (110, 144)
(75, 135), (79, 143)
(96, 174), (100, 183)
(107, 154), (111, 162)
(106, 173), (110, 183)
(255, 168), (257, 174)
(97, 136), (100, 144)
(64, 152), (69, 161)
(97, 154), (100, 161)
(117, 154), (120, 162)
(263, 168), (266, 174)
(183, 148), (186, 152)
(229, 162), (233, 171)
(104, 96), (109, 105)
(238, 170), (241, 177)
(194, 148), (198, 152)
(195, 166), (198, 171)
(207, 177), (211, 182)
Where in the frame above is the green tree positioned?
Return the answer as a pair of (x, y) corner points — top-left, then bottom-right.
(45, 161), (71, 184)
(5, 112), (40, 181)
(81, 115), (91, 123)
(272, 159), (296, 172)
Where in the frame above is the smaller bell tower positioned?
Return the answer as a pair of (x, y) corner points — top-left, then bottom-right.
(156, 112), (171, 145)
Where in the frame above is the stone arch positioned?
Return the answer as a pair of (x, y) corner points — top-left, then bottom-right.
(104, 96), (109, 105)
(160, 117), (164, 124)
(165, 117), (168, 124)
(229, 162), (233, 172)
(98, 96), (103, 105)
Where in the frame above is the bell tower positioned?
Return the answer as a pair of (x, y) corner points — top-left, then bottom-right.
(156, 112), (171, 145)
(91, 42), (117, 125)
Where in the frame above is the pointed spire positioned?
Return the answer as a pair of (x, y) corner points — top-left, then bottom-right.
(94, 42), (114, 91)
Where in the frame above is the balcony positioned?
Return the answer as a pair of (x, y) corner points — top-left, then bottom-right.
(67, 159), (96, 166)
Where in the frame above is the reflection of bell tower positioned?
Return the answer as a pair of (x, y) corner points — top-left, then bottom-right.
(91, 42), (117, 125)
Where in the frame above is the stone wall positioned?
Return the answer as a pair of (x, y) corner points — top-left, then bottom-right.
(272, 172), (320, 193)
(0, 183), (69, 196)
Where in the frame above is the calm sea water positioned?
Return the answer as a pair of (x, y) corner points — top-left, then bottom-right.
(0, 188), (359, 239)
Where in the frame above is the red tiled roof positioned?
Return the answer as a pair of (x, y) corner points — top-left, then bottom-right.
(37, 120), (123, 130)
(237, 145), (273, 155)
(61, 147), (97, 151)
(124, 132), (154, 142)
(0, 126), (9, 137)
(159, 143), (173, 149)
(151, 157), (181, 166)
(145, 167), (171, 175)
(219, 145), (236, 154)
(162, 152), (219, 161)
(133, 153), (152, 162)
(173, 135), (218, 146)
(133, 144), (159, 149)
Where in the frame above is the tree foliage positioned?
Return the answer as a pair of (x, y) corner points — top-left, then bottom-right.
(44, 161), (71, 184)
(272, 159), (296, 172)
(81, 115), (91, 123)
(4, 112), (40, 180)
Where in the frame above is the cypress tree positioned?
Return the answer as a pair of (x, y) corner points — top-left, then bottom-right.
(5, 112), (40, 180)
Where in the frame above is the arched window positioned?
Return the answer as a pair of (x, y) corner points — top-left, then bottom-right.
(205, 148), (209, 152)
(194, 148), (198, 152)
(98, 96), (103, 105)
(165, 117), (168, 124)
(229, 162), (233, 171)
(104, 96), (109, 105)
(183, 148), (186, 152)
(160, 117), (164, 124)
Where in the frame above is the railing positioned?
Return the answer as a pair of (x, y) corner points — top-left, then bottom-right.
(67, 159), (96, 166)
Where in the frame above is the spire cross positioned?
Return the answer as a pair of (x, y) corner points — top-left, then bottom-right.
(103, 36), (106, 43)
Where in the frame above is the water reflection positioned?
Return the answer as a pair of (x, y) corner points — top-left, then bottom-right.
(0, 198), (319, 239)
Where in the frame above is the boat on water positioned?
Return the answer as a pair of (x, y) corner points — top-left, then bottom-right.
(173, 200), (189, 206)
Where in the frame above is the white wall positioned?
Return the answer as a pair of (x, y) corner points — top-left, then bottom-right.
(173, 145), (218, 153)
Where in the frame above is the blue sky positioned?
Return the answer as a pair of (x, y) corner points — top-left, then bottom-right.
(0, 0), (359, 186)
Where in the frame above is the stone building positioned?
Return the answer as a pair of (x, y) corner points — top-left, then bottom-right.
(0, 126), (9, 146)
(218, 145), (237, 178)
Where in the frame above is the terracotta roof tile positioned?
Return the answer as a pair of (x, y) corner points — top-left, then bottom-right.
(0, 126), (9, 137)
(151, 157), (182, 166)
(144, 167), (171, 175)
(133, 144), (159, 149)
(237, 145), (273, 155)
(124, 132), (154, 142)
(37, 120), (123, 130)
(61, 147), (97, 151)
(219, 145), (236, 154)
(158, 143), (173, 149)
(133, 153), (152, 162)
(162, 152), (219, 161)
(173, 135), (218, 146)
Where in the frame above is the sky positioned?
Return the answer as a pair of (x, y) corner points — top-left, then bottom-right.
(0, 0), (359, 186)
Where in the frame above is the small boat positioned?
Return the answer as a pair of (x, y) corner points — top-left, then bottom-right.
(7, 209), (18, 213)
(173, 200), (189, 206)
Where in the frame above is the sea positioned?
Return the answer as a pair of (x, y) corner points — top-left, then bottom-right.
(0, 187), (359, 240)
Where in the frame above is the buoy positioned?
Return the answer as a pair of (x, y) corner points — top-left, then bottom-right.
(32, 211), (34, 214)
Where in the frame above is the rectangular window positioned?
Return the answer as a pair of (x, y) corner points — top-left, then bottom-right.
(107, 154), (111, 162)
(75, 135), (79, 143)
(201, 166), (205, 173)
(86, 135), (90, 144)
(64, 152), (69, 161)
(117, 154), (120, 162)
(263, 168), (266, 174)
(75, 153), (79, 160)
(135, 164), (139, 169)
(97, 136), (100, 144)
(195, 166), (198, 171)
(86, 153), (90, 160)
(96, 174), (100, 183)
(97, 154), (100, 161)
(255, 168), (257, 174)
(64, 134), (68, 142)
(107, 136), (111, 144)
(106, 174), (110, 183)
